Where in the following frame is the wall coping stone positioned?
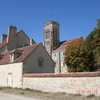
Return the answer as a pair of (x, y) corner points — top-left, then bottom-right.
(23, 72), (100, 77)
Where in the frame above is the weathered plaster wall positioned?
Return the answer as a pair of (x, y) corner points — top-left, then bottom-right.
(52, 49), (68, 73)
(0, 62), (23, 88)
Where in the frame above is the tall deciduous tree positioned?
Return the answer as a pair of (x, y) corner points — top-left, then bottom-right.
(86, 19), (100, 69)
(64, 38), (96, 72)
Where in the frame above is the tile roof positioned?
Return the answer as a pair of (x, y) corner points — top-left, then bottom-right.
(0, 39), (7, 49)
(55, 37), (81, 51)
(0, 43), (40, 64)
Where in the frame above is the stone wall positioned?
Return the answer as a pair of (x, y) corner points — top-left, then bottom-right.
(23, 72), (100, 96)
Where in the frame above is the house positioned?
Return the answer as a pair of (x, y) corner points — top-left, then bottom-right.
(43, 20), (82, 73)
(0, 26), (55, 88)
(0, 25), (36, 54)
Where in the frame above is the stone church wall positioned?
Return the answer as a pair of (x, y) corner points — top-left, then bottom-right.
(23, 72), (100, 96)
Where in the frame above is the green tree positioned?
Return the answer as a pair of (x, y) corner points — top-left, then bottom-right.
(86, 19), (100, 48)
(64, 38), (96, 72)
(86, 19), (100, 69)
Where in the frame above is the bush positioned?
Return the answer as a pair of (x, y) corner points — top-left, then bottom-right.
(86, 94), (95, 98)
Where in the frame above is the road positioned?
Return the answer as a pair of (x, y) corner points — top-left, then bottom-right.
(0, 92), (39, 100)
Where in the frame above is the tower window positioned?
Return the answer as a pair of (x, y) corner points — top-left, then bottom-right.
(46, 32), (50, 39)
(46, 41), (50, 46)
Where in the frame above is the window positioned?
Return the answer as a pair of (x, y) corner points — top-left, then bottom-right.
(10, 53), (14, 62)
(46, 31), (50, 39)
(46, 41), (50, 46)
(39, 61), (42, 67)
(10, 50), (22, 63)
(38, 57), (44, 67)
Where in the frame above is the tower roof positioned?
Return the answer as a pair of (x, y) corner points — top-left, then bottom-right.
(44, 20), (60, 26)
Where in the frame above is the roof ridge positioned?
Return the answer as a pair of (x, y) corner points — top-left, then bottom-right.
(54, 37), (83, 51)
(2, 43), (40, 54)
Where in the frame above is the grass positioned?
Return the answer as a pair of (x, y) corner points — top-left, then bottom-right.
(86, 94), (95, 98)
(74, 94), (81, 96)
(23, 88), (43, 93)
(23, 88), (31, 91)
(0, 88), (3, 90)
(57, 92), (66, 95)
(31, 89), (43, 93)
(19, 92), (25, 94)
(5, 87), (12, 89)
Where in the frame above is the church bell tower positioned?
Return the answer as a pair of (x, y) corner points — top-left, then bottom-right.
(44, 20), (60, 56)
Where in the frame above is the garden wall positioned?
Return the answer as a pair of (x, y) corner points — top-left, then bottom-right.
(23, 72), (100, 96)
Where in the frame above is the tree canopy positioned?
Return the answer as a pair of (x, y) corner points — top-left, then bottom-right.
(64, 38), (96, 72)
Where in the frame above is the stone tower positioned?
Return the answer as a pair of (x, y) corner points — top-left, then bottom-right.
(44, 20), (60, 55)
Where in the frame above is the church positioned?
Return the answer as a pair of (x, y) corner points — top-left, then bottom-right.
(0, 20), (80, 77)
(43, 20), (81, 73)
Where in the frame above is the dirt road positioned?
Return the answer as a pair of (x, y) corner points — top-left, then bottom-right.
(0, 87), (100, 100)
(0, 92), (39, 100)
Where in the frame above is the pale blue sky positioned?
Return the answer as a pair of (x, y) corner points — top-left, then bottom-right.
(0, 0), (100, 43)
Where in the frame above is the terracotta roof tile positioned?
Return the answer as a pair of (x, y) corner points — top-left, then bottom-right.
(0, 39), (7, 49)
(0, 43), (40, 64)
(55, 37), (81, 51)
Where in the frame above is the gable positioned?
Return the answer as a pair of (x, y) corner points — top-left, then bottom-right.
(23, 43), (55, 73)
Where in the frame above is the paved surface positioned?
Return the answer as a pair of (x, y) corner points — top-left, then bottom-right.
(0, 93), (39, 100)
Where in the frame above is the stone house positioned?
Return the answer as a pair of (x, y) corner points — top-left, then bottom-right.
(0, 26), (55, 88)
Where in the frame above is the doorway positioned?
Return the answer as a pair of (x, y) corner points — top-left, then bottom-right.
(7, 73), (13, 87)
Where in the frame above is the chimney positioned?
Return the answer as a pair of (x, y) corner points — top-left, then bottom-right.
(30, 38), (36, 45)
(1, 34), (7, 42)
(7, 25), (17, 42)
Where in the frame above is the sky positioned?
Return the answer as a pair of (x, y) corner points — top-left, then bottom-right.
(0, 0), (100, 43)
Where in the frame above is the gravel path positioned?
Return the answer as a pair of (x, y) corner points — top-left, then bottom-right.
(0, 92), (39, 100)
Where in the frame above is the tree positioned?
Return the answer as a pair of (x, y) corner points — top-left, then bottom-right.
(86, 19), (100, 45)
(86, 19), (100, 69)
(64, 38), (96, 72)
(92, 38), (100, 69)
